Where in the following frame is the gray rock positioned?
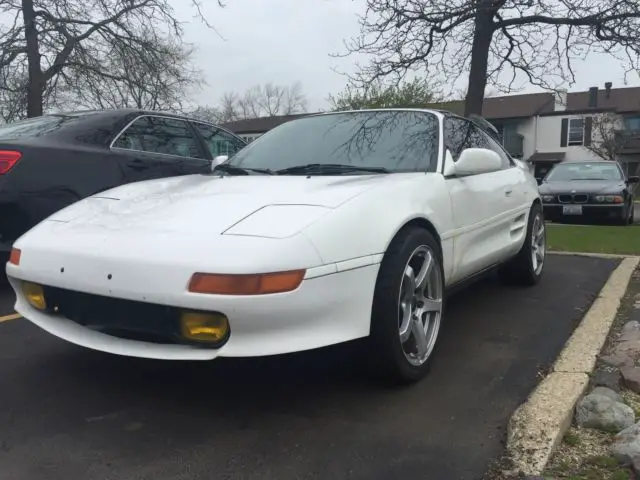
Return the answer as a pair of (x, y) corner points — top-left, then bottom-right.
(620, 321), (640, 342)
(601, 352), (635, 368)
(593, 369), (623, 392)
(590, 386), (622, 403)
(622, 366), (640, 394)
(616, 340), (640, 359)
(576, 394), (635, 432)
(611, 422), (640, 467)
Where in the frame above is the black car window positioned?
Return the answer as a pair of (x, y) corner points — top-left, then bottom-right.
(444, 117), (489, 161)
(482, 131), (514, 169)
(193, 122), (245, 158)
(0, 114), (91, 140)
(227, 110), (440, 173)
(113, 116), (204, 159)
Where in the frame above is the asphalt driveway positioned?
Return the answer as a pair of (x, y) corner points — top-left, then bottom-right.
(0, 255), (620, 480)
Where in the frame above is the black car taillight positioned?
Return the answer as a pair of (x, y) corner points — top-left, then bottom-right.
(0, 150), (22, 174)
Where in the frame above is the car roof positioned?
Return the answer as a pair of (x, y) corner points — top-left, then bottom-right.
(2, 108), (241, 147)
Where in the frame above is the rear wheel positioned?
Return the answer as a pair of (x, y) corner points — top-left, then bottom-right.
(498, 202), (546, 286)
(369, 227), (444, 384)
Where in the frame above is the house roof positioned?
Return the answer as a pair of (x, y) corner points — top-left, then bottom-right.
(220, 87), (640, 134)
(527, 151), (566, 163)
(566, 87), (640, 114)
(221, 113), (312, 134)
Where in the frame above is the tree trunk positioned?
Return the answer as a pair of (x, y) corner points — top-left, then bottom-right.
(464, 9), (495, 117)
(22, 0), (44, 117)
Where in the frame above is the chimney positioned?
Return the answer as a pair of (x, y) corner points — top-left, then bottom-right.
(605, 82), (612, 99)
(588, 86), (598, 108)
(554, 89), (567, 111)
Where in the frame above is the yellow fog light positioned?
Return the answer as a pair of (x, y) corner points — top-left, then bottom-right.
(23, 282), (46, 310)
(180, 311), (229, 343)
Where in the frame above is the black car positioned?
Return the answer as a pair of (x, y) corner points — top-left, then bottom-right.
(0, 109), (246, 257)
(539, 160), (639, 225)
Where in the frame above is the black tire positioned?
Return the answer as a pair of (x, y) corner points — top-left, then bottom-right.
(628, 203), (635, 225)
(369, 226), (445, 384)
(498, 202), (546, 286)
(614, 205), (629, 226)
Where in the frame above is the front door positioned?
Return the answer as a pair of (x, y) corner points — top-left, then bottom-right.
(443, 117), (523, 284)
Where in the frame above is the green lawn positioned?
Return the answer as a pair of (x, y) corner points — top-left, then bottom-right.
(546, 223), (640, 255)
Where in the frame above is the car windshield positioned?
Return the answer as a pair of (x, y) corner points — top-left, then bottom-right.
(225, 110), (440, 173)
(545, 162), (623, 182)
(0, 113), (91, 140)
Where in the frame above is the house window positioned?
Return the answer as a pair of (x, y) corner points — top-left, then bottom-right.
(624, 116), (640, 131)
(567, 118), (584, 146)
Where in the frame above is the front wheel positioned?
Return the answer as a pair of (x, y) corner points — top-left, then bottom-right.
(369, 227), (445, 384)
(498, 202), (546, 286)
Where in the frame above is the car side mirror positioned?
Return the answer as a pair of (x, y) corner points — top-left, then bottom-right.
(450, 148), (502, 177)
(627, 176), (639, 184)
(211, 155), (228, 171)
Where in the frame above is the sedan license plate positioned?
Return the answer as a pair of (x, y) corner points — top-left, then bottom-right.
(563, 205), (583, 215)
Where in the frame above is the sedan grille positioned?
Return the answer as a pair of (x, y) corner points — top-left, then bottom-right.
(558, 194), (589, 204)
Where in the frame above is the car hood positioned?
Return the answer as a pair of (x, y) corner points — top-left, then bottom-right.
(539, 180), (627, 194)
(45, 173), (404, 236)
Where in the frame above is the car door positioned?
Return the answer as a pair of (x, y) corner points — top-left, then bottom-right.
(111, 115), (211, 183)
(190, 121), (247, 160)
(480, 129), (534, 258)
(443, 116), (522, 283)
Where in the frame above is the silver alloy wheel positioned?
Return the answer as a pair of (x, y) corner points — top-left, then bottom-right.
(531, 212), (546, 275)
(397, 245), (443, 367)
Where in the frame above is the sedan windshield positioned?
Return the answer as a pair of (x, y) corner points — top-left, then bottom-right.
(226, 110), (440, 174)
(545, 162), (623, 182)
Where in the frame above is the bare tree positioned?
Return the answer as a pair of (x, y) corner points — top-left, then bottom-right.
(188, 105), (222, 124)
(338, 0), (640, 117)
(233, 81), (308, 119)
(584, 113), (621, 162)
(60, 34), (202, 112)
(0, 0), (223, 119)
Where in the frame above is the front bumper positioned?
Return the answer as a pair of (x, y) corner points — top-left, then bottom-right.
(7, 261), (380, 360)
(542, 203), (625, 221)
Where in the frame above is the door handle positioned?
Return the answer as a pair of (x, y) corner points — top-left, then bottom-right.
(504, 189), (513, 196)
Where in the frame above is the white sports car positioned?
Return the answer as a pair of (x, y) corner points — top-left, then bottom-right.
(6, 109), (545, 383)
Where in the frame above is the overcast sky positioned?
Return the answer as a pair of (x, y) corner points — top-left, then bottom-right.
(177, 0), (640, 112)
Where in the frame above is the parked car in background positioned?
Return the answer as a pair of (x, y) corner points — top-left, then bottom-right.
(7, 108), (544, 384)
(538, 160), (638, 225)
(0, 109), (246, 258)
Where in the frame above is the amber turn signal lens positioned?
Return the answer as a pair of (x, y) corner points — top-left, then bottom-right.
(180, 311), (229, 342)
(8, 248), (21, 266)
(188, 270), (305, 295)
(23, 282), (46, 310)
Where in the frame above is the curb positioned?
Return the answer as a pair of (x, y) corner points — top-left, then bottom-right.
(548, 251), (640, 260)
(505, 255), (640, 476)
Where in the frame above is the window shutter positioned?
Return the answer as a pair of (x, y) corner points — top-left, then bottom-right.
(584, 117), (592, 146)
(560, 118), (568, 147)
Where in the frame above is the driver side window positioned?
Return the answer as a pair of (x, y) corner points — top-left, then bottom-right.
(444, 117), (489, 161)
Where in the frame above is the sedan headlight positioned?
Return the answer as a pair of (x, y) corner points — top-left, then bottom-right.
(541, 195), (555, 203)
(594, 194), (624, 204)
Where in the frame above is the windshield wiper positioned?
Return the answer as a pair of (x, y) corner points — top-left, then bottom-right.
(275, 163), (390, 175)
(212, 164), (274, 176)
(570, 178), (607, 181)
